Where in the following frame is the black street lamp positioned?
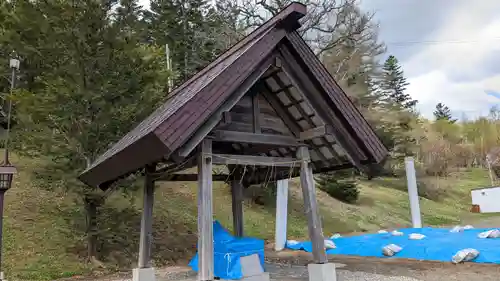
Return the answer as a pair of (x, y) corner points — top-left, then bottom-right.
(0, 53), (19, 281)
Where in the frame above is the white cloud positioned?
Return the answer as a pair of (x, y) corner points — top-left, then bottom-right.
(400, 1), (500, 119)
(407, 71), (500, 119)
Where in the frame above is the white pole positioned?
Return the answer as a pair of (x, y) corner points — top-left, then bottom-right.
(405, 157), (422, 228)
(275, 179), (288, 251)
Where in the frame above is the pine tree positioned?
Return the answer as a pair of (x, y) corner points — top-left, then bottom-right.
(146, 0), (233, 83)
(380, 55), (417, 109)
(434, 102), (457, 123)
(11, 0), (171, 262)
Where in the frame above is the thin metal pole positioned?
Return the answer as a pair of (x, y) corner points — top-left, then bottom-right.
(3, 67), (15, 164)
(0, 190), (5, 278)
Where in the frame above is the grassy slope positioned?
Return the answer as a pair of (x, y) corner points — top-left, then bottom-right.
(3, 155), (494, 280)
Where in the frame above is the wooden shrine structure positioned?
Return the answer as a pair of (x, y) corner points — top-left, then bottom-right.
(79, 2), (388, 281)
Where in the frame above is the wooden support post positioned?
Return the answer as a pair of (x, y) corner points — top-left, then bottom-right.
(274, 179), (289, 251)
(198, 139), (214, 281)
(138, 166), (155, 268)
(231, 180), (244, 237)
(297, 146), (328, 264)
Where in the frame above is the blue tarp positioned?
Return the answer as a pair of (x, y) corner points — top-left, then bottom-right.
(287, 227), (500, 263)
(189, 221), (265, 280)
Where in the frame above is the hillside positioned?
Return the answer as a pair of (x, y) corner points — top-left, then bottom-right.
(2, 155), (494, 280)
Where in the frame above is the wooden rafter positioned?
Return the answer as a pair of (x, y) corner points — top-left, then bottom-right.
(268, 72), (341, 165)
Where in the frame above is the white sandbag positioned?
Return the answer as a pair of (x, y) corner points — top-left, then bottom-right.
(330, 233), (342, 239)
(478, 229), (500, 239)
(382, 244), (402, 257)
(324, 240), (336, 249)
(463, 225), (474, 230)
(378, 230), (389, 234)
(452, 248), (479, 264)
(450, 225), (465, 233)
(409, 233), (426, 240)
(286, 240), (299, 246)
(391, 230), (404, 236)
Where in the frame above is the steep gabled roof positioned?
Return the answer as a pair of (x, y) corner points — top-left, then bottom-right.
(78, 2), (387, 189)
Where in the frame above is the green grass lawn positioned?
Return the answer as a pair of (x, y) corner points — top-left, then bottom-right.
(2, 154), (495, 280)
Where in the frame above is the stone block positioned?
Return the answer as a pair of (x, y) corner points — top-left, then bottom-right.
(132, 267), (156, 281)
(307, 263), (336, 281)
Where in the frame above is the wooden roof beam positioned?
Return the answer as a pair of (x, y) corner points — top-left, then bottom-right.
(156, 174), (229, 182)
(213, 130), (301, 147)
(299, 125), (334, 141)
(212, 154), (299, 167)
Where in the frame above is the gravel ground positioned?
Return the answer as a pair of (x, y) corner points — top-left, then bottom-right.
(139, 263), (423, 281)
(85, 249), (500, 281)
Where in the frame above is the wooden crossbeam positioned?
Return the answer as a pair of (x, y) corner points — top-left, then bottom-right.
(213, 130), (301, 147)
(156, 174), (229, 182)
(212, 154), (299, 167)
(299, 125), (334, 141)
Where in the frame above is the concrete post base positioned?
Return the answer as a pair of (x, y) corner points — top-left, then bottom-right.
(132, 267), (156, 281)
(307, 263), (336, 281)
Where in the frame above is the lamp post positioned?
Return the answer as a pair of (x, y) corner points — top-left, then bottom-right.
(0, 54), (19, 280)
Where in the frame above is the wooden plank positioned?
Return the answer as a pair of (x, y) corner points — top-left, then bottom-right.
(260, 83), (302, 137)
(299, 125), (334, 141)
(212, 154), (299, 167)
(268, 72), (338, 166)
(252, 93), (261, 133)
(213, 130), (300, 147)
(138, 165), (156, 268)
(164, 27), (288, 150)
(222, 111), (232, 125)
(151, 156), (198, 180)
(198, 139), (214, 281)
(221, 122), (287, 136)
(277, 49), (367, 171)
(297, 146), (328, 264)
(286, 32), (387, 162)
(156, 174), (229, 182)
(231, 179), (244, 237)
(176, 54), (277, 158)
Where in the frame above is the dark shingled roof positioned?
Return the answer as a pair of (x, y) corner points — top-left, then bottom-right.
(78, 2), (388, 189)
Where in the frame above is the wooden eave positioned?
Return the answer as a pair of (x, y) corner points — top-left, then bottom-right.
(78, 2), (388, 189)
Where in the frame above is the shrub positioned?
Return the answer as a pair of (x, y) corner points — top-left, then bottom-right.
(316, 174), (359, 204)
(416, 177), (448, 201)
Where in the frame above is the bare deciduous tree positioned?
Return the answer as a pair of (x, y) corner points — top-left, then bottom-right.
(224, 0), (377, 56)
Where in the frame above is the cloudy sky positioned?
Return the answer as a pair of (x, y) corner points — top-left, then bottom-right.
(360, 0), (500, 119)
(138, 0), (500, 119)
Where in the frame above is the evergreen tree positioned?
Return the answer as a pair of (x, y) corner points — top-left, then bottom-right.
(10, 0), (171, 262)
(434, 102), (456, 123)
(380, 55), (417, 109)
(145, 0), (235, 83)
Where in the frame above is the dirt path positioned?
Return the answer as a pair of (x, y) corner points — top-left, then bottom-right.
(80, 217), (500, 281)
(83, 250), (500, 281)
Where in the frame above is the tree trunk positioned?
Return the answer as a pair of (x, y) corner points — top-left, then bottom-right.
(83, 194), (106, 267)
(84, 196), (98, 259)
